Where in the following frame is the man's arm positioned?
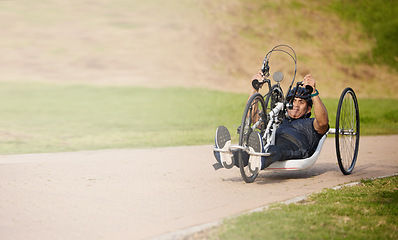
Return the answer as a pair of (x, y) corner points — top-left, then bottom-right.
(248, 71), (263, 98)
(246, 71), (263, 123)
(303, 74), (329, 135)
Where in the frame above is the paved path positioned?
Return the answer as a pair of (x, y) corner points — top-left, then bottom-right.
(0, 135), (397, 240)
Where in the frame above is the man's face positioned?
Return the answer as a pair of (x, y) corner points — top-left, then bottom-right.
(287, 97), (311, 119)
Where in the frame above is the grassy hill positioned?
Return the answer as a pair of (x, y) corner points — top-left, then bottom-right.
(0, 0), (397, 98)
(196, 0), (398, 98)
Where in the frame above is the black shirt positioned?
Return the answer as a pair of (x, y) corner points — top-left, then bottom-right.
(275, 118), (325, 159)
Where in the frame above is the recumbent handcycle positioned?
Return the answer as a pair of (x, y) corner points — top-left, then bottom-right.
(213, 45), (360, 183)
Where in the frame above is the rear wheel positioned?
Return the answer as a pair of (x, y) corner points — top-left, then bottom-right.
(335, 87), (360, 175)
(238, 93), (267, 183)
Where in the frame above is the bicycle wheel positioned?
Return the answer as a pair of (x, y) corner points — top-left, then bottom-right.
(238, 93), (267, 183)
(335, 87), (360, 175)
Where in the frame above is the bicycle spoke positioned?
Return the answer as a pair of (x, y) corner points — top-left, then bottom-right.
(336, 88), (359, 174)
(239, 93), (267, 183)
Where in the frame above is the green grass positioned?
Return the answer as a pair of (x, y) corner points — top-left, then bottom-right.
(0, 82), (246, 154)
(323, 98), (398, 136)
(0, 82), (397, 154)
(329, 0), (398, 71)
(207, 175), (398, 240)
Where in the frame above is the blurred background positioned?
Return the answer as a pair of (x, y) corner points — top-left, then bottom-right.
(0, 0), (397, 153)
(1, 0), (397, 97)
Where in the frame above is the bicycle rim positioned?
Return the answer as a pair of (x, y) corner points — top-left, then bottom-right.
(336, 87), (360, 175)
(238, 93), (266, 183)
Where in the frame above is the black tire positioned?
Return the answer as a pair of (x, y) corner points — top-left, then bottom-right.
(335, 87), (360, 175)
(238, 93), (267, 183)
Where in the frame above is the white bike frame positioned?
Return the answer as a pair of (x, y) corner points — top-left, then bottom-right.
(215, 99), (336, 171)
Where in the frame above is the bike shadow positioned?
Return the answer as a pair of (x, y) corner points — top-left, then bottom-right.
(253, 162), (337, 185)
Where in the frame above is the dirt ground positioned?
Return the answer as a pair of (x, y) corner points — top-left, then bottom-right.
(0, 135), (397, 240)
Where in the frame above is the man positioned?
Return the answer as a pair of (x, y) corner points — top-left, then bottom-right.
(214, 72), (329, 170)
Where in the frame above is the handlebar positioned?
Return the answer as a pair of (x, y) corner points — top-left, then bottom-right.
(252, 78), (272, 91)
(297, 81), (314, 94)
(254, 45), (315, 112)
(252, 79), (264, 91)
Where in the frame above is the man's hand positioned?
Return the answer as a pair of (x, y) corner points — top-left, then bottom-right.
(251, 70), (264, 92)
(252, 70), (264, 82)
(303, 74), (316, 94)
(304, 74), (329, 134)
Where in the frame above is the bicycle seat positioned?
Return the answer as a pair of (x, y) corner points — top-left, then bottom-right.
(266, 133), (328, 170)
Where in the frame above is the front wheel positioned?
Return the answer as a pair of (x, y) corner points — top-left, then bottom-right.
(238, 93), (267, 183)
(335, 87), (360, 175)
